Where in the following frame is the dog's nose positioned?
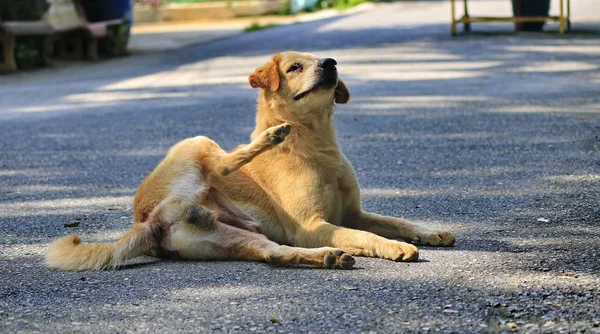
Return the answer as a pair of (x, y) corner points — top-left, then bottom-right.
(318, 58), (337, 69)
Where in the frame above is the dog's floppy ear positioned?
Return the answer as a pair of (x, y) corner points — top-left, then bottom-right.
(334, 79), (350, 104)
(249, 60), (280, 92)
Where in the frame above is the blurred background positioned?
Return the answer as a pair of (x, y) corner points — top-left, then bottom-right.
(1, 0), (598, 71)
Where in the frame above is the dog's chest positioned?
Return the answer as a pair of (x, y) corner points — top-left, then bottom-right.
(310, 162), (345, 224)
(322, 180), (344, 224)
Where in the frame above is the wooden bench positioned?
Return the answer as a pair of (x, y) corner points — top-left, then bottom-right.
(450, 0), (571, 35)
(0, 21), (54, 72)
(0, 0), (126, 73)
(54, 19), (124, 60)
(49, 0), (125, 60)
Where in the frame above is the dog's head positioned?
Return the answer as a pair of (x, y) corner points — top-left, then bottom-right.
(249, 51), (350, 109)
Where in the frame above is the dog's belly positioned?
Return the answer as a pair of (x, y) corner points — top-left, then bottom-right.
(207, 179), (290, 244)
(234, 203), (289, 245)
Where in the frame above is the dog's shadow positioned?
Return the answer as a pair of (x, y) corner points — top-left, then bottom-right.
(117, 256), (431, 271)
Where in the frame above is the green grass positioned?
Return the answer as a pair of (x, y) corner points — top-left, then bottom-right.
(160, 0), (372, 14)
(244, 22), (280, 32)
(332, 0), (371, 11)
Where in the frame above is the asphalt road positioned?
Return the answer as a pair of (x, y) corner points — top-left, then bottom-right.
(1, 2), (600, 333)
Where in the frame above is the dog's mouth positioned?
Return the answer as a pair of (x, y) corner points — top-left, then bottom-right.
(293, 85), (320, 101)
(294, 70), (338, 101)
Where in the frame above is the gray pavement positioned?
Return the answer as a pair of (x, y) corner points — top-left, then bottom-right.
(1, 1), (600, 333)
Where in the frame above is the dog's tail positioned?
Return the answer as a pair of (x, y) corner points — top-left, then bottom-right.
(46, 223), (152, 271)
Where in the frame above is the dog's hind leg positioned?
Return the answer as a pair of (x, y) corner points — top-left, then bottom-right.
(215, 123), (291, 176)
(345, 212), (456, 247)
(169, 207), (354, 269)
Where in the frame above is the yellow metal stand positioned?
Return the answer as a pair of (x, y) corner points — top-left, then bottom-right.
(451, 0), (571, 35)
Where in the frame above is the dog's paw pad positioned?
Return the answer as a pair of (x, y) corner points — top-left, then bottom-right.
(324, 249), (355, 269)
(268, 123), (292, 145)
(339, 254), (355, 269)
(274, 123), (291, 137)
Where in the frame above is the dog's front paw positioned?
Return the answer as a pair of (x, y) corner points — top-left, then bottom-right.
(408, 228), (455, 247)
(323, 249), (355, 269)
(267, 123), (292, 145)
(380, 241), (419, 262)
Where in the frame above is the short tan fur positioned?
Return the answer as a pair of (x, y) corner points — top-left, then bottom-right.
(46, 51), (455, 271)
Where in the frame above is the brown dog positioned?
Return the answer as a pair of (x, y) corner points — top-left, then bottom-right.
(46, 51), (455, 271)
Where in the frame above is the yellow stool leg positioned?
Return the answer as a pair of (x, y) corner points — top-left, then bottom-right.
(559, 0), (565, 34)
(463, 0), (471, 32)
(451, 0), (457, 36)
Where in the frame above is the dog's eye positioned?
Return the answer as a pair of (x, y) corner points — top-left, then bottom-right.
(286, 63), (303, 73)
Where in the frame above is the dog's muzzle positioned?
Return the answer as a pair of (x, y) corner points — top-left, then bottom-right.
(294, 58), (338, 101)
(318, 58), (338, 86)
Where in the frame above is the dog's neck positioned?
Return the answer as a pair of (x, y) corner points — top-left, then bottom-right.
(252, 93), (340, 159)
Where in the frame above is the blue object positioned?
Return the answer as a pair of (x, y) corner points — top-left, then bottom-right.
(81, 0), (133, 26)
(291, 0), (319, 14)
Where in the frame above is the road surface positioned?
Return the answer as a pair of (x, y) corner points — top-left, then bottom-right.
(1, 1), (599, 332)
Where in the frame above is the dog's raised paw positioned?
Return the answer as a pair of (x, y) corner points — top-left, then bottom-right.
(268, 123), (292, 145)
(324, 249), (355, 269)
